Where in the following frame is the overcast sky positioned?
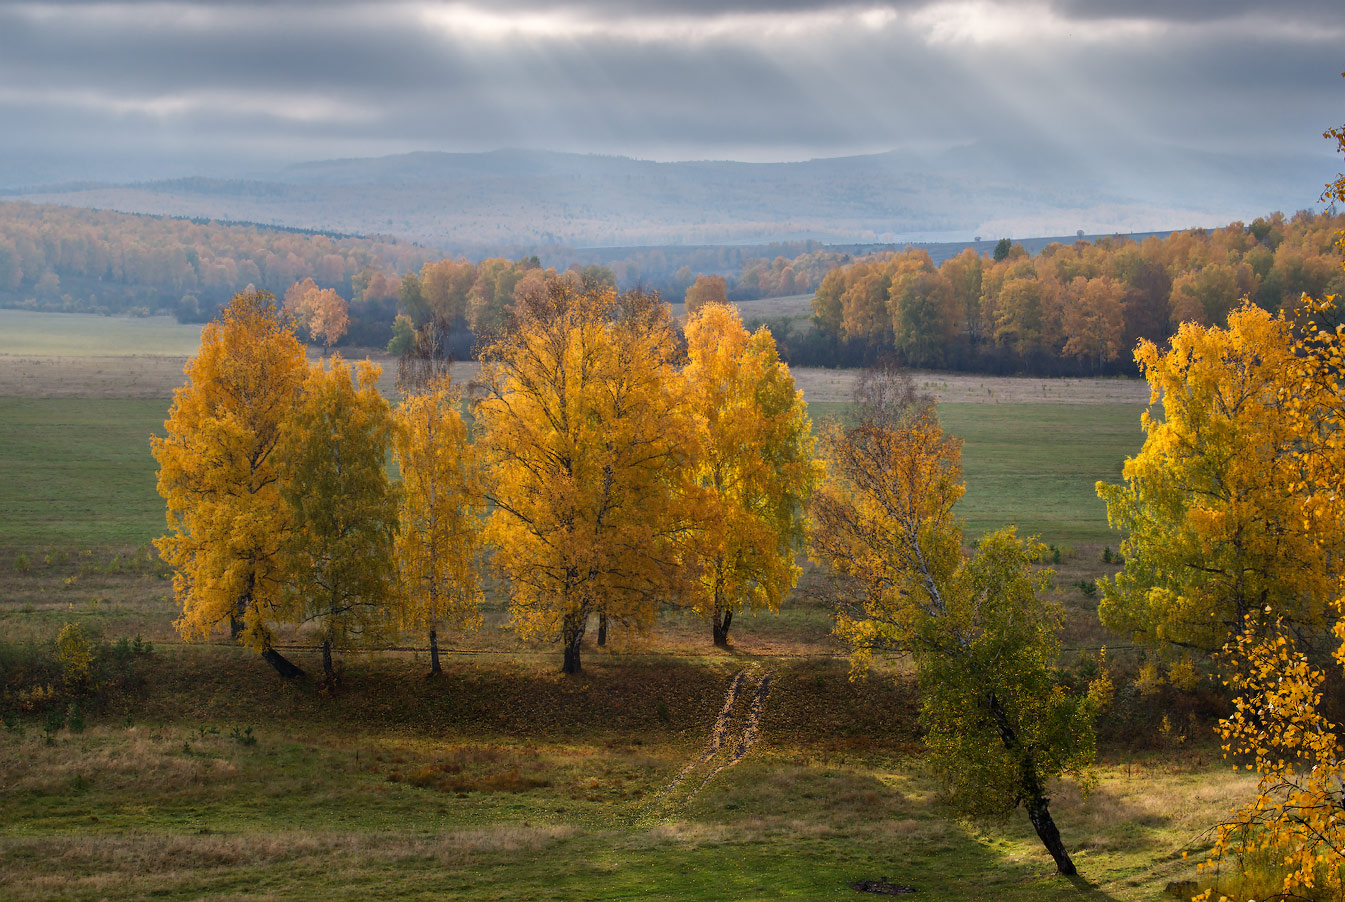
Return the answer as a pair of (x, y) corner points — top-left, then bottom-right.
(0, 0), (1342, 195)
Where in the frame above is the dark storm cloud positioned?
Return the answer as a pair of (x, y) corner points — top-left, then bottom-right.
(10, 0), (1343, 18)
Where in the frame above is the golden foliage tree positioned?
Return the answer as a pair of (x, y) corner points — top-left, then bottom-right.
(1155, 296), (1345, 899)
(1060, 275), (1125, 368)
(476, 282), (694, 673)
(278, 356), (401, 687)
(811, 267), (846, 337)
(681, 303), (821, 646)
(809, 411), (1104, 876)
(393, 374), (484, 676)
(1097, 304), (1336, 654)
(1185, 118), (1345, 897)
(840, 260), (894, 343)
(151, 289), (308, 677)
(887, 249), (954, 367)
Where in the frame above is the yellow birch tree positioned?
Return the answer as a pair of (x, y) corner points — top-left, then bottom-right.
(476, 282), (695, 674)
(809, 413), (1104, 876)
(278, 356), (401, 688)
(1191, 114), (1345, 892)
(681, 302), (821, 646)
(1097, 304), (1335, 654)
(393, 374), (484, 676)
(151, 289), (307, 677)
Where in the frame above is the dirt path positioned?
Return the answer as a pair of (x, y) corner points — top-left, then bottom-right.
(646, 667), (773, 819)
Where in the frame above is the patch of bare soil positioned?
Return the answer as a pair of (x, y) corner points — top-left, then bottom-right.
(852, 878), (917, 895)
(0, 353), (478, 400)
(791, 367), (1148, 405)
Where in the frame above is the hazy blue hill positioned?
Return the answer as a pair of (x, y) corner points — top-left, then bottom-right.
(12, 144), (1333, 251)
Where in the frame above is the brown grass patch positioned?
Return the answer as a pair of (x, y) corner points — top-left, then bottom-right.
(0, 725), (239, 794)
(0, 823), (578, 895)
(791, 368), (1148, 406)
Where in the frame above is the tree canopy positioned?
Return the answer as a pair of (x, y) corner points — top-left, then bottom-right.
(809, 408), (1104, 875)
(151, 289), (308, 677)
(680, 302), (821, 646)
(475, 282), (695, 673)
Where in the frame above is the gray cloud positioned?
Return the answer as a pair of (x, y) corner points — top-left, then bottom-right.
(11, 0), (1343, 18)
(0, 0), (1338, 221)
(1054, 0), (1345, 25)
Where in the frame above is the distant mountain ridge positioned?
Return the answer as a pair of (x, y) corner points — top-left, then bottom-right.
(9, 143), (1334, 252)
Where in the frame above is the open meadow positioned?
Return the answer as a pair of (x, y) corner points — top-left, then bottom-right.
(0, 310), (1244, 901)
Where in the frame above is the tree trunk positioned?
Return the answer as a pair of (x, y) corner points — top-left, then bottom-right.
(712, 608), (733, 647)
(233, 577), (253, 642)
(1024, 792), (1077, 877)
(597, 613), (608, 647)
(322, 640), (335, 688)
(987, 693), (1077, 876)
(561, 613), (586, 675)
(261, 646), (304, 679)
(429, 628), (441, 676)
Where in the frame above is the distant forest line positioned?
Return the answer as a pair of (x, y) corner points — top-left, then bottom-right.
(801, 211), (1345, 374)
(1, 201), (1341, 374)
(0, 200), (1003, 325)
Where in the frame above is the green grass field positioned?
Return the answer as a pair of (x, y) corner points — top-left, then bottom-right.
(0, 309), (204, 357)
(939, 403), (1140, 545)
(0, 398), (1141, 549)
(0, 609), (1237, 902)
(0, 398), (169, 546)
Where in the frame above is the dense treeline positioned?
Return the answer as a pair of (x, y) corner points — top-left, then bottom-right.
(597, 245), (852, 302)
(0, 201), (846, 348)
(804, 211), (1345, 374)
(10, 197), (1343, 375)
(0, 201), (429, 340)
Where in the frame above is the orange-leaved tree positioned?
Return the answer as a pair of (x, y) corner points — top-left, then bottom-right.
(476, 282), (695, 674)
(684, 273), (727, 314)
(277, 356), (401, 688)
(151, 289), (307, 677)
(393, 373), (484, 676)
(680, 302), (821, 646)
(284, 276), (349, 348)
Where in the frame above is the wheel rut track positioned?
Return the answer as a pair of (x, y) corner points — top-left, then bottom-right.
(646, 666), (773, 819)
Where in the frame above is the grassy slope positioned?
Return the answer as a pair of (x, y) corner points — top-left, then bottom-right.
(0, 624), (1236, 902)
